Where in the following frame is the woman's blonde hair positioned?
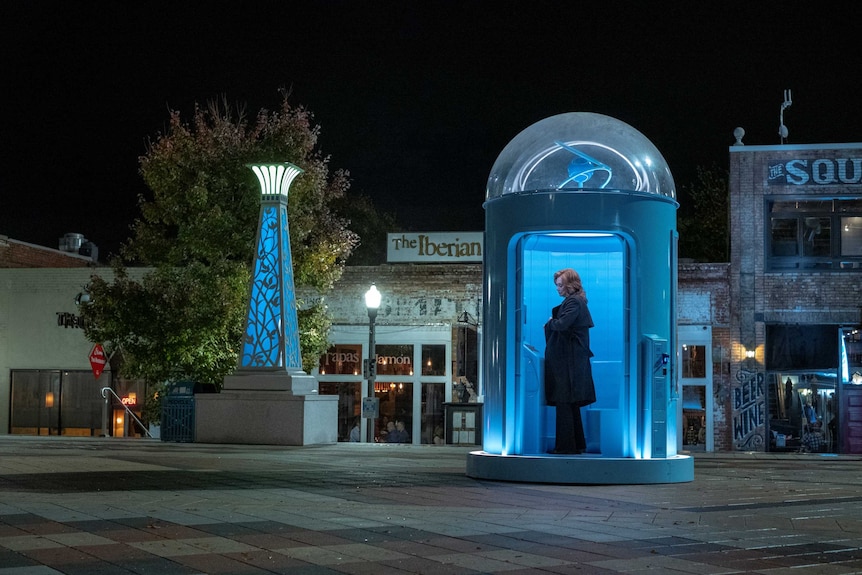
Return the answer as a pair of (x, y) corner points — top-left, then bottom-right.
(554, 268), (587, 300)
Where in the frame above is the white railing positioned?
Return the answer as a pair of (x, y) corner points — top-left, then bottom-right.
(100, 387), (153, 438)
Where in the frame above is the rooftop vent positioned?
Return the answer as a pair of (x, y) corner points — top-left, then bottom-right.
(59, 233), (85, 253)
(59, 232), (98, 262)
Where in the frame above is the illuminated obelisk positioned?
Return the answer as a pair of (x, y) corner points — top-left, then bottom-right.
(237, 163), (305, 376)
(195, 162), (337, 445)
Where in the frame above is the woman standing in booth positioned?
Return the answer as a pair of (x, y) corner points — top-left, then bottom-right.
(544, 268), (597, 454)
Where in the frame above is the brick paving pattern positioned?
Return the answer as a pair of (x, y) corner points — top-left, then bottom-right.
(2, 437), (862, 574)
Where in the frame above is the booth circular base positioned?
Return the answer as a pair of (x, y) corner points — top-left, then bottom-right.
(466, 451), (694, 484)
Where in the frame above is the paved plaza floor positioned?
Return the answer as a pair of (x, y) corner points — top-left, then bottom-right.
(2, 436), (862, 574)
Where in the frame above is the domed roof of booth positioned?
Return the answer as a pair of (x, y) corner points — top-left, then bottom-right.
(486, 112), (676, 200)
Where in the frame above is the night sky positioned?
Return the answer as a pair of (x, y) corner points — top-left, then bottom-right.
(3, 1), (861, 259)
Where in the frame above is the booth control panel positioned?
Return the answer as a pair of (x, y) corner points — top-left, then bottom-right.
(644, 335), (669, 458)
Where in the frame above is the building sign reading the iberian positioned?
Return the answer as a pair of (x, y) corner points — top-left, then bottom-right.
(768, 157), (862, 185)
(387, 232), (483, 263)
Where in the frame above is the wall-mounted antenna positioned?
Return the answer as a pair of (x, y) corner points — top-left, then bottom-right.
(779, 89), (792, 144)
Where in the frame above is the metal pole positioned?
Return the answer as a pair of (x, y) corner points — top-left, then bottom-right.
(366, 310), (377, 443)
(101, 387), (109, 437)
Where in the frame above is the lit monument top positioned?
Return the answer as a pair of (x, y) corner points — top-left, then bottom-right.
(486, 112), (675, 200)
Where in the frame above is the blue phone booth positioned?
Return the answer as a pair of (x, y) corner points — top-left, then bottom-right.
(466, 112), (693, 484)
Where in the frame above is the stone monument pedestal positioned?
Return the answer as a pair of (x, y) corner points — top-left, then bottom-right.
(195, 371), (338, 446)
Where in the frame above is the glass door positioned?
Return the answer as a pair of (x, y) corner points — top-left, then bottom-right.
(840, 328), (862, 453)
(677, 326), (713, 451)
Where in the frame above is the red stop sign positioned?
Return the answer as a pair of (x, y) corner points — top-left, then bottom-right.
(89, 344), (107, 379)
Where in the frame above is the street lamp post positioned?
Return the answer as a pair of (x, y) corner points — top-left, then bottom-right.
(364, 284), (381, 443)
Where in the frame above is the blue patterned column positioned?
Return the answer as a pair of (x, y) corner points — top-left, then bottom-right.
(240, 163), (304, 372)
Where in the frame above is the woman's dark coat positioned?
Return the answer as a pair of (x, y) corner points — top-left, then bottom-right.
(544, 294), (596, 407)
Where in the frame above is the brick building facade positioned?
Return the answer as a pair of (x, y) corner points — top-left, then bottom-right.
(678, 263), (732, 452)
(729, 142), (862, 453)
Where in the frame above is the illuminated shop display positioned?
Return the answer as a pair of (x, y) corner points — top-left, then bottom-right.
(469, 112), (693, 484)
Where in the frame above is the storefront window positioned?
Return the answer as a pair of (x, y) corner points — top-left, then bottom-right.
(767, 198), (862, 270)
(104, 376), (148, 437)
(319, 381), (361, 441)
(421, 344), (446, 376)
(770, 218), (798, 256)
(802, 217), (830, 256)
(10, 370), (60, 435)
(374, 381), (413, 442)
(767, 372), (836, 453)
(318, 344), (363, 441)
(318, 344), (362, 375)
(837, 199), (862, 212)
(10, 370), (123, 436)
(682, 386), (706, 448)
(681, 344), (706, 379)
(376, 344), (414, 376)
(421, 382), (445, 444)
(841, 216), (862, 257)
(765, 325), (842, 452)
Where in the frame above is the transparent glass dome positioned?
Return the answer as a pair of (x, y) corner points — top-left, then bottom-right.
(486, 112), (675, 200)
